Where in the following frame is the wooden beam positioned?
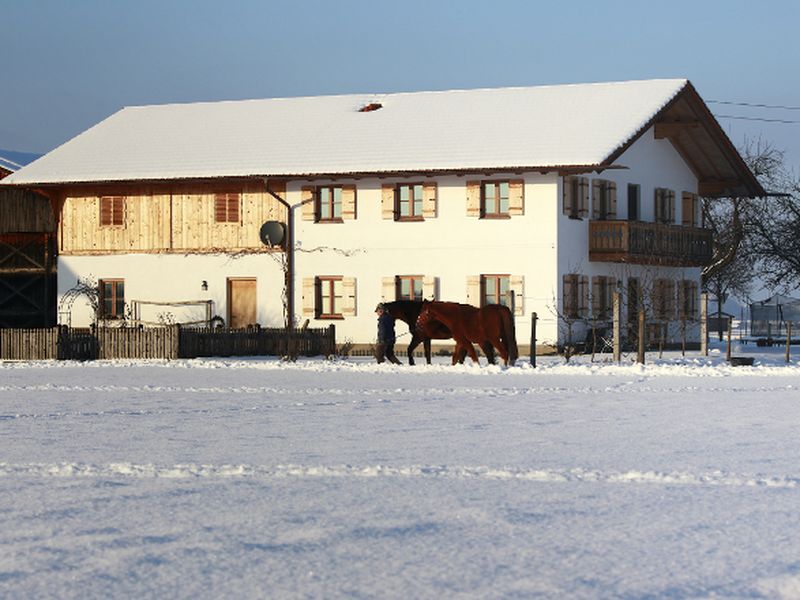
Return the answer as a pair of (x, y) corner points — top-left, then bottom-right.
(654, 120), (700, 139)
(698, 179), (741, 196)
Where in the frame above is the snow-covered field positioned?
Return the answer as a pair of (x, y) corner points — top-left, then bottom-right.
(2, 345), (800, 599)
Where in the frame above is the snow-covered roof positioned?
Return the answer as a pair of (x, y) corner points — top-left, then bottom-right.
(3, 79), (690, 185)
(0, 155), (23, 173)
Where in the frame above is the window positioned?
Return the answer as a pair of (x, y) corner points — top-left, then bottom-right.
(397, 184), (424, 220)
(317, 186), (343, 222)
(592, 276), (615, 320)
(100, 196), (125, 227)
(563, 274), (589, 319)
(214, 193), (240, 223)
(563, 176), (589, 219)
(627, 278), (641, 323)
(481, 181), (510, 218)
(591, 180), (617, 220)
(99, 279), (125, 319)
(653, 279), (676, 321)
(627, 184), (640, 221)
(316, 276), (343, 318)
(397, 275), (424, 301)
(481, 275), (511, 307)
(681, 192), (700, 228)
(654, 188), (676, 224)
(679, 280), (699, 321)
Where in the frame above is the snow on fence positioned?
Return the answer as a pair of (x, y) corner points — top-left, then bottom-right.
(0, 325), (336, 361)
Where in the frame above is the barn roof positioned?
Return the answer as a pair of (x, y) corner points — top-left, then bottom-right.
(1, 79), (764, 197)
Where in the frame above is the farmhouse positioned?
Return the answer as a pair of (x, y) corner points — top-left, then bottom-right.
(0, 79), (764, 350)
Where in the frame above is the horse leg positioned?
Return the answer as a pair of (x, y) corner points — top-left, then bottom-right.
(480, 341), (496, 365)
(454, 337), (479, 364)
(407, 334), (422, 366)
(487, 335), (509, 365)
(424, 338), (432, 365)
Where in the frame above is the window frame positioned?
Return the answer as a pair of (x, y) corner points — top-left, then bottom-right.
(99, 278), (125, 320)
(316, 186), (344, 223)
(480, 181), (511, 219)
(397, 275), (424, 301)
(627, 184), (640, 221)
(99, 196), (125, 227)
(563, 273), (589, 320)
(316, 276), (344, 319)
(592, 275), (615, 321)
(395, 183), (425, 221)
(480, 274), (511, 307)
(214, 192), (241, 224)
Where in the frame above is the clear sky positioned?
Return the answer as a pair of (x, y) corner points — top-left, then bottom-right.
(2, 0), (799, 170)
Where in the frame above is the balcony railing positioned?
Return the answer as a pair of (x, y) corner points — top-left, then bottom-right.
(589, 221), (713, 267)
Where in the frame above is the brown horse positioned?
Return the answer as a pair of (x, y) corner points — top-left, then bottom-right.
(382, 300), (451, 365)
(416, 301), (518, 366)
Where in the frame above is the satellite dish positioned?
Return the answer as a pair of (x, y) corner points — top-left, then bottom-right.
(259, 221), (285, 246)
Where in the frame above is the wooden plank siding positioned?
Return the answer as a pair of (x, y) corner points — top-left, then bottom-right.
(58, 180), (287, 255)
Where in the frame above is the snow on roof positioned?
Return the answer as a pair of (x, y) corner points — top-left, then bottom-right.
(0, 155), (23, 172)
(2, 79), (688, 185)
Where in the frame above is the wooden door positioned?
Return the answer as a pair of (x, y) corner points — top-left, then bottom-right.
(227, 278), (257, 328)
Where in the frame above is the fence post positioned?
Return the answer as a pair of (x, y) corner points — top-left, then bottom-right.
(530, 312), (537, 368)
(328, 324), (336, 358)
(612, 292), (621, 363)
(700, 292), (708, 356)
(726, 316), (733, 362)
(787, 321), (792, 364)
(637, 308), (646, 365)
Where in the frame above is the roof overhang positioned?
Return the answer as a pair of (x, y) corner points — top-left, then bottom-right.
(604, 81), (766, 198)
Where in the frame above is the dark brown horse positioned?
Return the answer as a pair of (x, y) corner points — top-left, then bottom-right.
(382, 300), (451, 365)
(416, 301), (518, 366)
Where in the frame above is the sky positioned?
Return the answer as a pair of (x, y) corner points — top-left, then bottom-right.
(2, 0), (800, 171)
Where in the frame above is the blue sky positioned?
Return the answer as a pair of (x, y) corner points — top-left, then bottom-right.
(2, 0), (799, 169)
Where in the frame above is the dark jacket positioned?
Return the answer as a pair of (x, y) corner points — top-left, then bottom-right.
(377, 312), (396, 343)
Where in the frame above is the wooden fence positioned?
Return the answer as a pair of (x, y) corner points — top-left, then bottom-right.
(0, 325), (336, 361)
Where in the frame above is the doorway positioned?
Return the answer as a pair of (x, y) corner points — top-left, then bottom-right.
(227, 278), (257, 328)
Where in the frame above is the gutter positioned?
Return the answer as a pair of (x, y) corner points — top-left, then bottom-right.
(264, 179), (294, 328)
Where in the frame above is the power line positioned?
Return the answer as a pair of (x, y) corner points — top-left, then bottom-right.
(708, 99), (800, 111)
(713, 114), (800, 125)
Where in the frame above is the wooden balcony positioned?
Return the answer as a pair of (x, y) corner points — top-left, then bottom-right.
(588, 221), (713, 267)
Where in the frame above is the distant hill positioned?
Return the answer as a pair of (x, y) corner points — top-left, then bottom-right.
(0, 148), (43, 171)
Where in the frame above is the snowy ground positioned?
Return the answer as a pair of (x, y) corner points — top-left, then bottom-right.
(2, 343), (800, 599)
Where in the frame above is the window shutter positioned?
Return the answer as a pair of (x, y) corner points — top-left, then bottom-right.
(592, 180), (601, 220)
(381, 277), (396, 301)
(681, 192), (694, 227)
(668, 190), (676, 224)
(510, 275), (524, 316)
(466, 275), (481, 305)
(422, 276), (437, 300)
(563, 177), (574, 216)
(608, 182), (617, 219)
(422, 182), (438, 218)
(579, 275), (589, 318)
(563, 274), (575, 317)
(509, 179), (524, 216)
(579, 178), (589, 218)
(381, 184), (395, 220)
(592, 276), (601, 318)
(342, 185), (357, 220)
(466, 181), (481, 217)
(302, 277), (316, 316)
(342, 277), (357, 316)
(301, 186), (316, 221)
(666, 280), (676, 320)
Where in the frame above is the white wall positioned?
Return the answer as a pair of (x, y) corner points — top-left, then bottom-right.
(556, 126), (702, 344)
(58, 253), (285, 327)
(292, 173), (559, 346)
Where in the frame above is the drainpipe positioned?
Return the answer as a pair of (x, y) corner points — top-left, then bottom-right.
(264, 179), (294, 328)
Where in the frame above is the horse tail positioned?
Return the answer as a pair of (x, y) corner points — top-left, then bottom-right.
(502, 306), (519, 364)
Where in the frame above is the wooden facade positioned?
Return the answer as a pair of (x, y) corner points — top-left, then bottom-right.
(588, 220), (713, 266)
(57, 180), (287, 255)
